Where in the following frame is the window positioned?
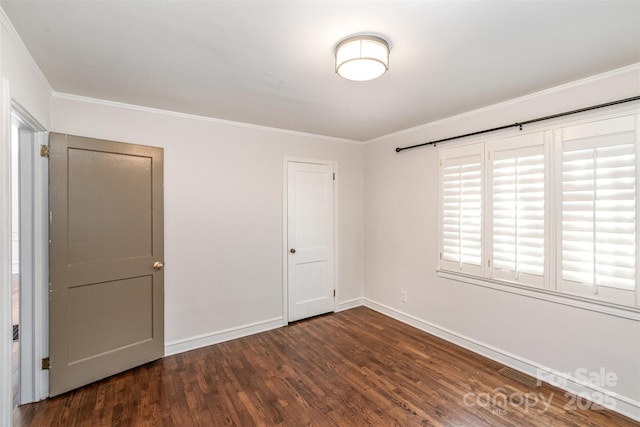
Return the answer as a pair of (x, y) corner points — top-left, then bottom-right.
(557, 115), (637, 306)
(440, 144), (483, 275)
(488, 132), (547, 288)
(438, 112), (639, 308)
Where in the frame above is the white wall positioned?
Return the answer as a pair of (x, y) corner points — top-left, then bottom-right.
(363, 65), (640, 420)
(50, 95), (365, 352)
(0, 16), (51, 128)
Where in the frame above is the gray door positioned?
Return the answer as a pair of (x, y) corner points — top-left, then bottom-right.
(48, 133), (164, 396)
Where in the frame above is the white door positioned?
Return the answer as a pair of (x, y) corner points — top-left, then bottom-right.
(287, 161), (335, 322)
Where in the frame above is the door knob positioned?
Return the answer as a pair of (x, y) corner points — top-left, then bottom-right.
(290, 248), (296, 254)
(153, 261), (164, 270)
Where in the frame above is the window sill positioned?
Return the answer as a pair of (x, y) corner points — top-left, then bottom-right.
(436, 270), (640, 321)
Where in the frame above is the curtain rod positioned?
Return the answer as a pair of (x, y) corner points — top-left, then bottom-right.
(394, 95), (640, 153)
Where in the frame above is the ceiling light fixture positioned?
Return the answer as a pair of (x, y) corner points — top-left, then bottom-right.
(335, 35), (390, 82)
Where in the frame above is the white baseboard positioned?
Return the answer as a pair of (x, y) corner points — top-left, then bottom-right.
(164, 316), (284, 357)
(337, 297), (364, 312)
(165, 298), (363, 357)
(363, 298), (640, 422)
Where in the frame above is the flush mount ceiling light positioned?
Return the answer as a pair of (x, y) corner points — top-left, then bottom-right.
(335, 35), (390, 82)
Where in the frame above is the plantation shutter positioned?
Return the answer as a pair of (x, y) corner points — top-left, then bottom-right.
(440, 144), (484, 275)
(559, 115), (638, 305)
(489, 132), (546, 287)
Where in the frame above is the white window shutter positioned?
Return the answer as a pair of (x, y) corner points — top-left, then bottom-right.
(558, 114), (638, 306)
(437, 112), (638, 308)
(488, 132), (547, 287)
(440, 144), (484, 275)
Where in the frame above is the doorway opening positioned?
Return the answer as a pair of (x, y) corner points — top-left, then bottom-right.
(10, 105), (48, 410)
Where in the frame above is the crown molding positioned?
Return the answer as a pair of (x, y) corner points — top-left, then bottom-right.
(365, 63), (640, 145)
(52, 92), (364, 145)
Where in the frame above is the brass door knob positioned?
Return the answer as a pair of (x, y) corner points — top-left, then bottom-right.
(290, 248), (296, 254)
(153, 261), (164, 270)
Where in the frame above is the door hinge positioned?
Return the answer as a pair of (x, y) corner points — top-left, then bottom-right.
(333, 172), (335, 181)
(41, 357), (50, 370)
(488, 259), (491, 267)
(333, 289), (336, 297)
(40, 145), (49, 158)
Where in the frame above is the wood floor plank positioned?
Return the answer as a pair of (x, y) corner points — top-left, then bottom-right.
(13, 307), (639, 426)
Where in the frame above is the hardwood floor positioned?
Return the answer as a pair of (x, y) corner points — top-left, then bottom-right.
(13, 307), (637, 426)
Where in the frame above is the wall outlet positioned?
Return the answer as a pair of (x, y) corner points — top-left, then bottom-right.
(401, 291), (407, 303)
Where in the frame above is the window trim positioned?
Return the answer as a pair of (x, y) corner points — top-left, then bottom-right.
(436, 269), (640, 321)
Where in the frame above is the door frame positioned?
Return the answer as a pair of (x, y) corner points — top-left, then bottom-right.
(0, 82), (48, 427)
(282, 157), (339, 324)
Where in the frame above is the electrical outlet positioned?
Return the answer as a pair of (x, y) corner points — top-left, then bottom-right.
(401, 291), (407, 303)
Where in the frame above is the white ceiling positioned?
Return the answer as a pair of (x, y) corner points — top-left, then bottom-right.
(2, 1), (639, 141)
